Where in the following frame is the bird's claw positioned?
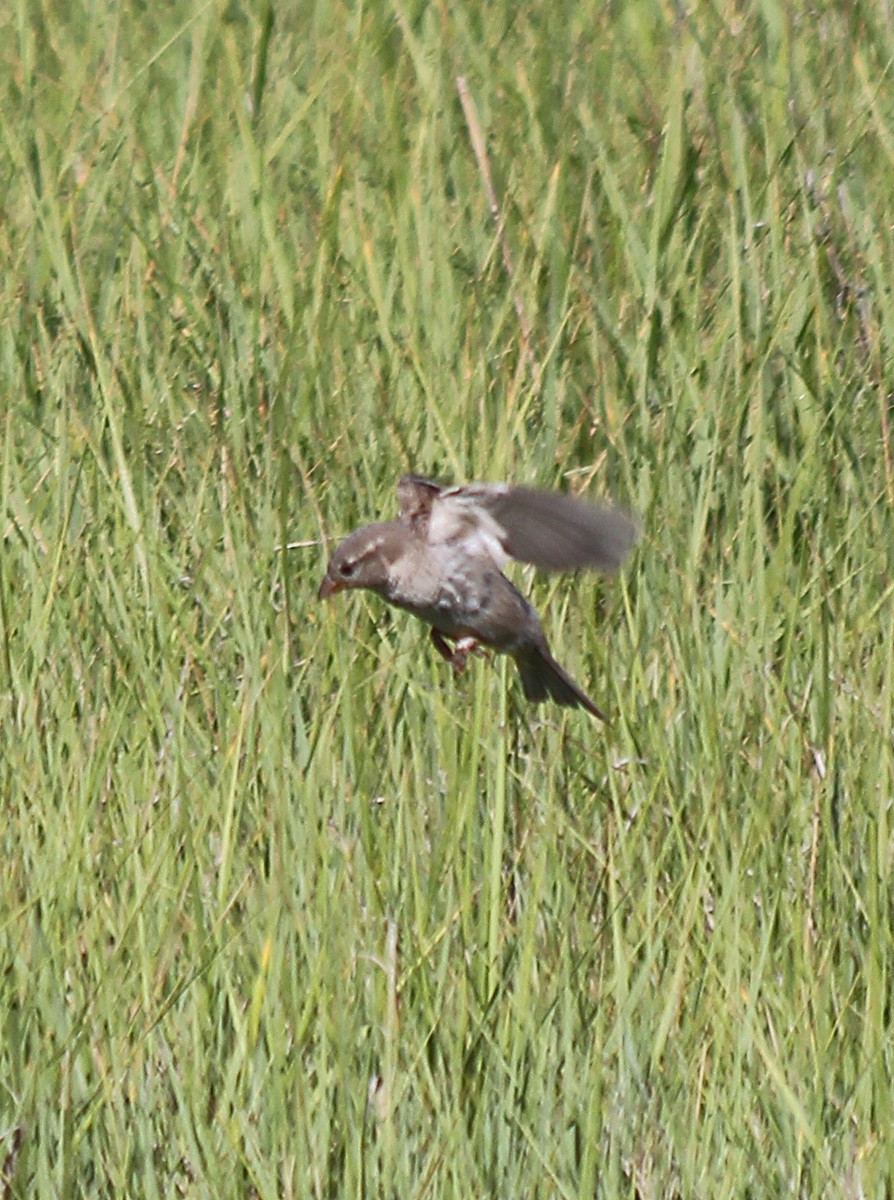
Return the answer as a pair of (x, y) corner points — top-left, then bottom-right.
(447, 636), (485, 674)
(430, 629), (485, 674)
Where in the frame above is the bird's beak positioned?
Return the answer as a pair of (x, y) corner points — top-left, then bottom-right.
(318, 573), (342, 600)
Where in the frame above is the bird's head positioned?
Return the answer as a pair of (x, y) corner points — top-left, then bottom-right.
(317, 523), (405, 599)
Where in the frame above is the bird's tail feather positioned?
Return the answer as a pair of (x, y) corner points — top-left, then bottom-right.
(516, 647), (607, 721)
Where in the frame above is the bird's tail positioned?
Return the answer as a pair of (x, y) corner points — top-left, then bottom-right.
(515, 647), (607, 721)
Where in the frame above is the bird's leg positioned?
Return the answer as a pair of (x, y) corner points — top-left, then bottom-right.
(430, 628), (455, 662)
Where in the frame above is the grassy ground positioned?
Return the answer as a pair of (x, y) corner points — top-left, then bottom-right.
(2, 0), (893, 1195)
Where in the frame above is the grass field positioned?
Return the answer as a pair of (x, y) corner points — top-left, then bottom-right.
(2, 0), (894, 1195)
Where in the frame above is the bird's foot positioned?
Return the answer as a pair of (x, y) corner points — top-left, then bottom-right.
(447, 636), (485, 674)
(430, 629), (485, 674)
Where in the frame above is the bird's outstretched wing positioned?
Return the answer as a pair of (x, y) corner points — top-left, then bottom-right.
(405, 477), (639, 571)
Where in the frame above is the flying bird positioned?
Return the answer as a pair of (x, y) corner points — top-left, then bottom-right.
(318, 475), (639, 720)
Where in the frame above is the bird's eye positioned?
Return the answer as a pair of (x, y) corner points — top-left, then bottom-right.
(339, 561), (356, 578)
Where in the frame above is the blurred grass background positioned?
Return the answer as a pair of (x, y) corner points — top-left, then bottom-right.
(2, 0), (893, 1195)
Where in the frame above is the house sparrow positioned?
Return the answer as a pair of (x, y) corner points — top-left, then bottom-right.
(318, 475), (639, 720)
